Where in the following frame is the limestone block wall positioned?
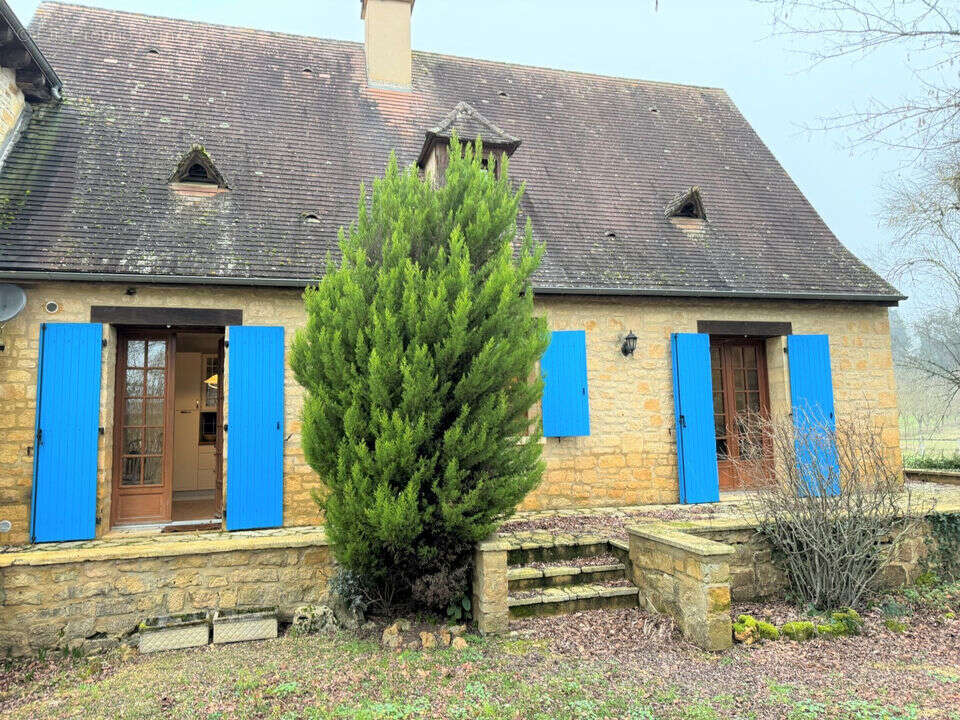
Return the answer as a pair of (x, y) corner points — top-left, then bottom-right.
(0, 281), (320, 544)
(628, 517), (932, 651)
(0, 531), (333, 655)
(526, 295), (900, 511)
(0, 66), (25, 148)
(472, 538), (510, 635)
(0, 280), (900, 542)
(628, 524), (734, 651)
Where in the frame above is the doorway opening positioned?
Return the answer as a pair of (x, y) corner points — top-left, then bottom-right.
(111, 328), (224, 530)
(709, 337), (773, 490)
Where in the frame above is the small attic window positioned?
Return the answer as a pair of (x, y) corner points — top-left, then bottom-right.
(665, 187), (706, 221)
(169, 145), (228, 190)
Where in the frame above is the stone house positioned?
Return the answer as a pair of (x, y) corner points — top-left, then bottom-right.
(0, 0), (903, 548)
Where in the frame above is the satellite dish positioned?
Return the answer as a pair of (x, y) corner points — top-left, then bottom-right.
(0, 283), (27, 322)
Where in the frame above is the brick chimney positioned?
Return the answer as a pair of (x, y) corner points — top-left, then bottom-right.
(361, 0), (414, 90)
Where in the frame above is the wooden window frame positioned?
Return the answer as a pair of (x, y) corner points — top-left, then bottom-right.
(110, 330), (176, 526)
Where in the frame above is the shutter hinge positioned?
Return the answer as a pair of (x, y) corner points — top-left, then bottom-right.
(224, 340), (229, 348)
(223, 424), (228, 433)
(95, 515), (102, 525)
(36, 428), (43, 445)
(679, 414), (686, 428)
(783, 346), (788, 354)
(99, 426), (105, 435)
(102, 339), (108, 348)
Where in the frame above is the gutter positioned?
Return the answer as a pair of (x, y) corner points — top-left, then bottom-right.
(0, 269), (906, 305)
(531, 285), (906, 305)
(0, 0), (63, 100)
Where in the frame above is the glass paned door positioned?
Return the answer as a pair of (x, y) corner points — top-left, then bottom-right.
(710, 338), (772, 490)
(112, 333), (173, 525)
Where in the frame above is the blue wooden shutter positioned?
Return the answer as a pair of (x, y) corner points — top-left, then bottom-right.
(671, 333), (720, 504)
(541, 330), (590, 437)
(226, 326), (284, 530)
(787, 334), (840, 495)
(31, 323), (103, 542)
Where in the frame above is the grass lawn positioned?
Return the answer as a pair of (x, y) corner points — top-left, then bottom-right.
(2, 603), (959, 720)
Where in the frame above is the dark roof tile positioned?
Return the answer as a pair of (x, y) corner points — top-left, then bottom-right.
(0, 2), (901, 301)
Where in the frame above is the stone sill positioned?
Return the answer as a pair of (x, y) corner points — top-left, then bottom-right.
(0, 525), (329, 568)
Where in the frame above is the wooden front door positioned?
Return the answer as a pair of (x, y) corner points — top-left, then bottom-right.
(111, 333), (174, 525)
(710, 338), (772, 490)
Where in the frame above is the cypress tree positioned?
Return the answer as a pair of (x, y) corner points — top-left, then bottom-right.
(290, 137), (549, 607)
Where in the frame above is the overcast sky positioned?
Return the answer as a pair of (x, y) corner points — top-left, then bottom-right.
(11, 0), (918, 309)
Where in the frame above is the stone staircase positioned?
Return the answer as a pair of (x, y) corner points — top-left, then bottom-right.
(503, 532), (639, 618)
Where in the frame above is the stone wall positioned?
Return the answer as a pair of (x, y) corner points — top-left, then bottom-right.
(628, 517), (931, 651)
(628, 524), (734, 651)
(528, 295), (900, 511)
(0, 528), (333, 655)
(0, 281), (319, 544)
(0, 280), (900, 542)
(0, 66), (25, 148)
(472, 537), (510, 635)
(905, 468), (960, 487)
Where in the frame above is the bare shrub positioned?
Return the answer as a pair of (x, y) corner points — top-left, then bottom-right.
(733, 411), (931, 610)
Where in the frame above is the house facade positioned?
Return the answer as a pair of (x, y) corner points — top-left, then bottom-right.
(0, 0), (903, 548)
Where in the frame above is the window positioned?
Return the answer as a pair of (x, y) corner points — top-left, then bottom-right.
(665, 187), (706, 220)
(169, 145), (228, 189)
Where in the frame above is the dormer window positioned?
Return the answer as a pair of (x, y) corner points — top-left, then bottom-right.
(665, 187), (706, 220)
(169, 145), (228, 191)
(417, 101), (520, 184)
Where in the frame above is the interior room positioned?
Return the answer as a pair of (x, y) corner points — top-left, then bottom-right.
(170, 332), (223, 526)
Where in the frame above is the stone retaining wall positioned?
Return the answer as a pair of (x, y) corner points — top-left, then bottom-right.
(0, 528), (333, 655)
(628, 525), (734, 651)
(628, 518), (931, 651)
(905, 468), (960, 487)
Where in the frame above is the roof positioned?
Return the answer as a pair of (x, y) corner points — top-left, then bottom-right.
(0, 2), (901, 302)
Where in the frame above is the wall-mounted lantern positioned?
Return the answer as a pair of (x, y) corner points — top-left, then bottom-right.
(621, 330), (638, 357)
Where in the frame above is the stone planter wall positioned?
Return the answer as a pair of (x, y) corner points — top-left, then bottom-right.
(0, 528), (333, 655)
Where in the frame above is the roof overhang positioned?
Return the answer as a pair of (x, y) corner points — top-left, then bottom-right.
(0, 0), (61, 102)
(0, 270), (906, 305)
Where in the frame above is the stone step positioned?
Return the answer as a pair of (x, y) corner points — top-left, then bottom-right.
(503, 533), (611, 565)
(507, 562), (626, 591)
(508, 583), (640, 619)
